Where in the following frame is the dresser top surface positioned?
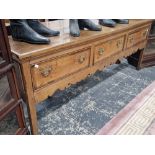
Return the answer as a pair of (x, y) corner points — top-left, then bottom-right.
(9, 19), (152, 60)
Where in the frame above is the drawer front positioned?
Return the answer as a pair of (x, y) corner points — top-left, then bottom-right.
(94, 36), (125, 63)
(126, 27), (149, 48)
(31, 48), (90, 89)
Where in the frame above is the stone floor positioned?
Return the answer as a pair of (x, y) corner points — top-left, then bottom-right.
(1, 59), (155, 134)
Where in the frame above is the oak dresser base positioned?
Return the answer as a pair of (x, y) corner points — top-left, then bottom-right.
(9, 20), (152, 134)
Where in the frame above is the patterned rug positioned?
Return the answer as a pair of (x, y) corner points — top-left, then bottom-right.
(97, 81), (155, 135)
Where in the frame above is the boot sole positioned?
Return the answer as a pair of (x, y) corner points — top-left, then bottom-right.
(99, 22), (116, 27)
(70, 33), (80, 37)
(13, 38), (50, 44)
(40, 33), (60, 37)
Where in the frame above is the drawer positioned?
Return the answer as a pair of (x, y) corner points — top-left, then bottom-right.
(31, 48), (91, 89)
(126, 27), (149, 48)
(94, 36), (125, 63)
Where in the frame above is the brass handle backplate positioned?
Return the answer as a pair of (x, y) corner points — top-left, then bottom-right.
(129, 37), (134, 43)
(39, 66), (52, 77)
(98, 48), (104, 55)
(78, 56), (86, 64)
(116, 40), (122, 48)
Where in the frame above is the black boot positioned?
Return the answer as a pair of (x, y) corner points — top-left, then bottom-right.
(113, 19), (129, 24)
(99, 19), (116, 27)
(27, 19), (60, 37)
(69, 19), (80, 37)
(10, 19), (50, 44)
(78, 19), (102, 31)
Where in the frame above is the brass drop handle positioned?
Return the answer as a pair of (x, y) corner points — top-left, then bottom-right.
(78, 56), (86, 64)
(129, 37), (134, 43)
(98, 48), (104, 55)
(116, 40), (122, 47)
(39, 66), (52, 77)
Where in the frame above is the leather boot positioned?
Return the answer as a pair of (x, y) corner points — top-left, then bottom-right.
(27, 19), (60, 37)
(113, 19), (129, 24)
(10, 19), (50, 44)
(78, 19), (102, 31)
(99, 19), (116, 27)
(69, 19), (80, 37)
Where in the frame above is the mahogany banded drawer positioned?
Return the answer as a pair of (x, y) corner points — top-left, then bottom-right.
(31, 48), (91, 89)
(126, 26), (149, 48)
(94, 36), (125, 63)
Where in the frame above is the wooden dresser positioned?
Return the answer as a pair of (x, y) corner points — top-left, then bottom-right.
(9, 19), (152, 134)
